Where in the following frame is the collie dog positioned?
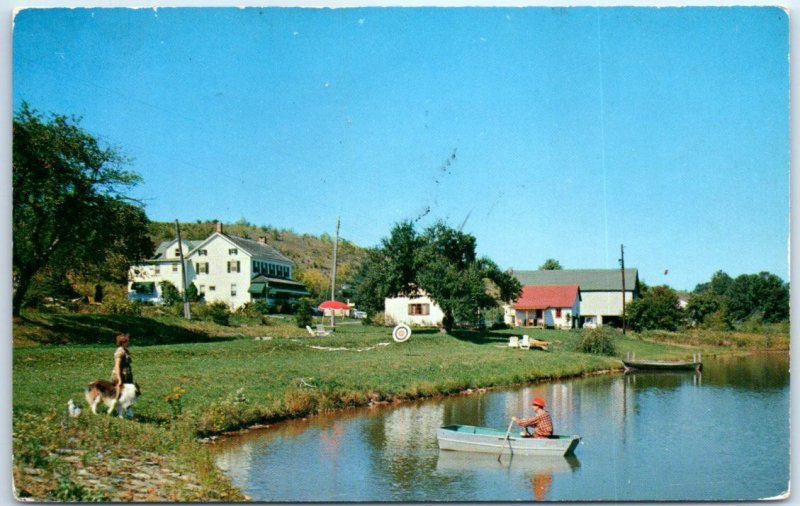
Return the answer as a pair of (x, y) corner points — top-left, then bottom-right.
(85, 380), (140, 417)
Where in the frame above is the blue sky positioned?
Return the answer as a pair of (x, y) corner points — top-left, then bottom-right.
(12, 6), (789, 290)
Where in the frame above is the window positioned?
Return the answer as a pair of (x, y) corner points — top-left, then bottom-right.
(227, 260), (241, 273)
(154, 265), (160, 275)
(172, 263), (178, 272)
(198, 249), (208, 256)
(408, 303), (430, 316)
(229, 248), (238, 255)
(231, 284), (237, 297)
(269, 264), (276, 276)
(253, 261), (260, 273)
(196, 262), (209, 274)
(209, 286), (216, 292)
(199, 285), (205, 295)
(556, 308), (562, 318)
(174, 248), (181, 257)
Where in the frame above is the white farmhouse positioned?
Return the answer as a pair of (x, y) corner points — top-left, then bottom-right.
(128, 223), (307, 310)
(510, 269), (639, 328)
(384, 292), (446, 327)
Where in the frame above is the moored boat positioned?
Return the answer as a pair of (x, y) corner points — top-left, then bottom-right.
(622, 359), (702, 372)
(436, 424), (581, 456)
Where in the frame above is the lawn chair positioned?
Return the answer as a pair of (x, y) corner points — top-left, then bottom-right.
(306, 325), (317, 337)
(315, 324), (332, 336)
(508, 336), (519, 348)
(520, 335), (531, 350)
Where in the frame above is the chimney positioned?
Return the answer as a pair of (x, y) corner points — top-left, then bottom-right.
(215, 222), (223, 234)
(257, 237), (267, 244)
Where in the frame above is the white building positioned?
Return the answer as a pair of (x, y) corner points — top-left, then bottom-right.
(509, 285), (581, 329)
(128, 223), (307, 310)
(384, 293), (446, 327)
(510, 269), (639, 328)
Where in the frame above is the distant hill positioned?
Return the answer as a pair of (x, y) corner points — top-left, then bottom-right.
(147, 220), (368, 300)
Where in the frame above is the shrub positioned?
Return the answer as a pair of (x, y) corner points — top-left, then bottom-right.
(577, 327), (616, 356)
(159, 281), (182, 306)
(195, 301), (231, 326)
(295, 298), (314, 328)
(103, 300), (143, 316)
(194, 388), (254, 434)
(252, 299), (273, 315)
(738, 312), (765, 333)
(235, 302), (262, 319)
(701, 310), (733, 331)
(185, 283), (199, 302)
(363, 311), (387, 326)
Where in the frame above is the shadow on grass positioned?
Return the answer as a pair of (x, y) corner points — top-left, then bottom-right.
(19, 313), (235, 346)
(448, 328), (515, 345)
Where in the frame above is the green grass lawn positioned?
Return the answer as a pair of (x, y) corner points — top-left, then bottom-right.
(12, 310), (787, 500)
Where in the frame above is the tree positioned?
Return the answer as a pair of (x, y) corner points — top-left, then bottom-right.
(686, 290), (722, 326)
(692, 270), (789, 324)
(725, 272), (789, 323)
(539, 258), (563, 270)
(298, 268), (330, 300)
(353, 220), (521, 332)
(12, 103), (151, 316)
(626, 285), (686, 332)
(352, 221), (422, 314)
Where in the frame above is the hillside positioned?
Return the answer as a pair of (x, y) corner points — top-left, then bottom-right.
(147, 220), (368, 300)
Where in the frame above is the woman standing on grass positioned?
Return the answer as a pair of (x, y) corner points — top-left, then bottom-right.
(111, 333), (133, 399)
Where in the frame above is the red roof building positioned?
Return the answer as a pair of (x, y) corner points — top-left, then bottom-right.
(513, 285), (581, 310)
(511, 285), (581, 329)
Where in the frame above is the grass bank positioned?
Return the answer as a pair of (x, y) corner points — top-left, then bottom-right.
(12, 311), (787, 500)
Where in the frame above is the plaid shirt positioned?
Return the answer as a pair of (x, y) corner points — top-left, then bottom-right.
(518, 410), (553, 438)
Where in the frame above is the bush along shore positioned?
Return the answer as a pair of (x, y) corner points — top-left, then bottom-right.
(12, 311), (789, 501)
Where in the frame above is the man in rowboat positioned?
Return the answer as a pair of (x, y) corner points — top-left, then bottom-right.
(512, 397), (553, 438)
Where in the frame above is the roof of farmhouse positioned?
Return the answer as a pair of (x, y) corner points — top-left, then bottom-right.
(150, 234), (292, 264)
(513, 269), (639, 292)
(513, 285), (581, 310)
(224, 234), (292, 264)
(152, 240), (203, 259)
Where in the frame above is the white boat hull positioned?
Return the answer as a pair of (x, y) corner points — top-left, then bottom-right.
(437, 425), (581, 456)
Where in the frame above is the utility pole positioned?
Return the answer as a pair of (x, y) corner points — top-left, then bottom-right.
(175, 220), (191, 320)
(619, 244), (626, 335)
(330, 217), (340, 329)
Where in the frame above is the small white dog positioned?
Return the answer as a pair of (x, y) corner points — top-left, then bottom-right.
(85, 380), (140, 418)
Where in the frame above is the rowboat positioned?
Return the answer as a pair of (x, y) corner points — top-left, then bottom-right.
(622, 359), (702, 372)
(436, 424), (581, 456)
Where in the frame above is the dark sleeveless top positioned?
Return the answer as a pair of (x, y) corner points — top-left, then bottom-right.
(112, 347), (133, 384)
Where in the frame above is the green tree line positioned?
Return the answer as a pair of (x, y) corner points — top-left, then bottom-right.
(626, 270), (789, 332)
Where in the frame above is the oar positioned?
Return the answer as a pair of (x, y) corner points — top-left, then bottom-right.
(497, 418), (515, 462)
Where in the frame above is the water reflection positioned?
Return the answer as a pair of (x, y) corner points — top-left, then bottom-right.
(210, 353), (789, 502)
(436, 451), (580, 501)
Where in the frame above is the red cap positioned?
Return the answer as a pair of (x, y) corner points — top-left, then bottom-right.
(531, 397), (546, 408)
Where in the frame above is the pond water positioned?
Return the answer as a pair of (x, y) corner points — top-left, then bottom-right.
(210, 353), (789, 502)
